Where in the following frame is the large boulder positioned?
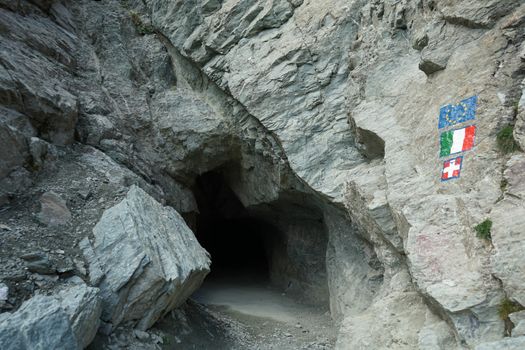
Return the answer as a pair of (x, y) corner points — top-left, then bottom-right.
(55, 283), (102, 348)
(0, 283), (101, 350)
(82, 185), (210, 330)
(0, 295), (80, 350)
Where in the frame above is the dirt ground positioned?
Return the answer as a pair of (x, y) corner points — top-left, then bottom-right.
(155, 275), (336, 350)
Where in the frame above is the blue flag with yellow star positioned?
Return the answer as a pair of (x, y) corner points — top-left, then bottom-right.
(438, 96), (477, 129)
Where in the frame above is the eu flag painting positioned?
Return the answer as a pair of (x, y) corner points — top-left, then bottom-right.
(438, 96), (477, 129)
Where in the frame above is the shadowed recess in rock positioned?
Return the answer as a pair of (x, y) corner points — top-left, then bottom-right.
(191, 169), (329, 306)
(192, 170), (276, 280)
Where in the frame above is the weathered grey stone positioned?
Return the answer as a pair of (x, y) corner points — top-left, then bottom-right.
(438, 0), (521, 28)
(344, 161), (402, 252)
(0, 167), (33, 206)
(133, 329), (150, 340)
(84, 185), (210, 330)
(0, 294), (80, 350)
(36, 191), (71, 227)
(418, 310), (459, 350)
(76, 114), (116, 146)
(55, 284), (102, 349)
(0, 7), (78, 145)
(412, 29), (429, 51)
(1, 0), (524, 348)
(0, 283), (8, 309)
(78, 237), (104, 285)
(0, 283), (101, 349)
(73, 0), (524, 347)
(514, 81), (525, 150)
(475, 336), (525, 350)
(513, 320), (525, 337)
(0, 283), (7, 300)
(491, 155), (525, 306)
(419, 58), (447, 75)
(0, 114), (29, 180)
(0, 106), (36, 204)
(418, 21), (484, 76)
(29, 137), (49, 169)
(20, 251), (55, 275)
(510, 310), (525, 325)
(335, 271), (428, 350)
(511, 310), (525, 337)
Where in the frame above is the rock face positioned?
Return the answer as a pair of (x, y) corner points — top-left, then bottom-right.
(0, 0), (524, 349)
(510, 310), (525, 337)
(0, 0), (77, 205)
(491, 154), (525, 306)
(0, 3), (78, 146)
(55, 283), (102, 348)
(0, 283), (101, 350)
(82, 185), (210, 330)
(0, 295), (80, 350)
(475, 336), (525, 350)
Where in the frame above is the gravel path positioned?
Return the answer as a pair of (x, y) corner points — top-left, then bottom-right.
(155, 275), (336, 350)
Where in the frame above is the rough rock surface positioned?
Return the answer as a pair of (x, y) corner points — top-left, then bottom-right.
(82, 185), (210, 330)
(0, 2), (78, 146)
(475, 336), (525, 350)
(55, 283), (102, 348)
(0, 283), (101, 350)
(0, 0), (524, 349)
(36, 191), (71, 226)
(510, 310), (525, 337)
(0, 294), (80, 350)
(491, 154), (525, 306)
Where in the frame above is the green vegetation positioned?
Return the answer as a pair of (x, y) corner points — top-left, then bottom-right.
(499, 298), (524, 320)
(514, 100), (520, 116)
(474, 219), (492, 240)
(497, 125), (520, 154)
(500, 178), (508, 193)
(130, 11), (155, 35)
(163, 336), (171, 345)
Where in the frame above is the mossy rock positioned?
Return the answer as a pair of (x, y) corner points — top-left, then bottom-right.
(497, 125), (520, 154)
(475, 219), (492, 240)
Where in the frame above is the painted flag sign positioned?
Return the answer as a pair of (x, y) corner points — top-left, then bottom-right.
(438, 95), (477, 129)
(441, 156), (463, 181)
(439, 125), (476, 157)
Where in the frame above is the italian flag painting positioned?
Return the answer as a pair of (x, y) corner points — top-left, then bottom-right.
(439, 125), (476, 157)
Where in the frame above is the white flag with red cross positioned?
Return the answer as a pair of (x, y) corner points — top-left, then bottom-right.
(441, 156), (463, 181)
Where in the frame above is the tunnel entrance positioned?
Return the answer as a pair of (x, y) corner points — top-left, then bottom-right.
(191, 171), (278, 281)
(197, 217), (271, 278)
(173, 168), (338, 348)
(190, 167), (330, 307)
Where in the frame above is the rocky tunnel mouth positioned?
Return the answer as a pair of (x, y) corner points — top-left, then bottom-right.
(191, 170), (275, 281)
(189, 167), (331, 308)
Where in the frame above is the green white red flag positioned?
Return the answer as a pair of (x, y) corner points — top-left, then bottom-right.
(439, 125), (476, 157)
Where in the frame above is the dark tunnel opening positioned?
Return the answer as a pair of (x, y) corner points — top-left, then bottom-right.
(159, 170), (337, 349)
(191, 170), (278, 281)
(196, 217), (273, 279)
(190, 167), (331, 308)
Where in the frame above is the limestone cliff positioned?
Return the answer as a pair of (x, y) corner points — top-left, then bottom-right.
(0, 0), (524, 349)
